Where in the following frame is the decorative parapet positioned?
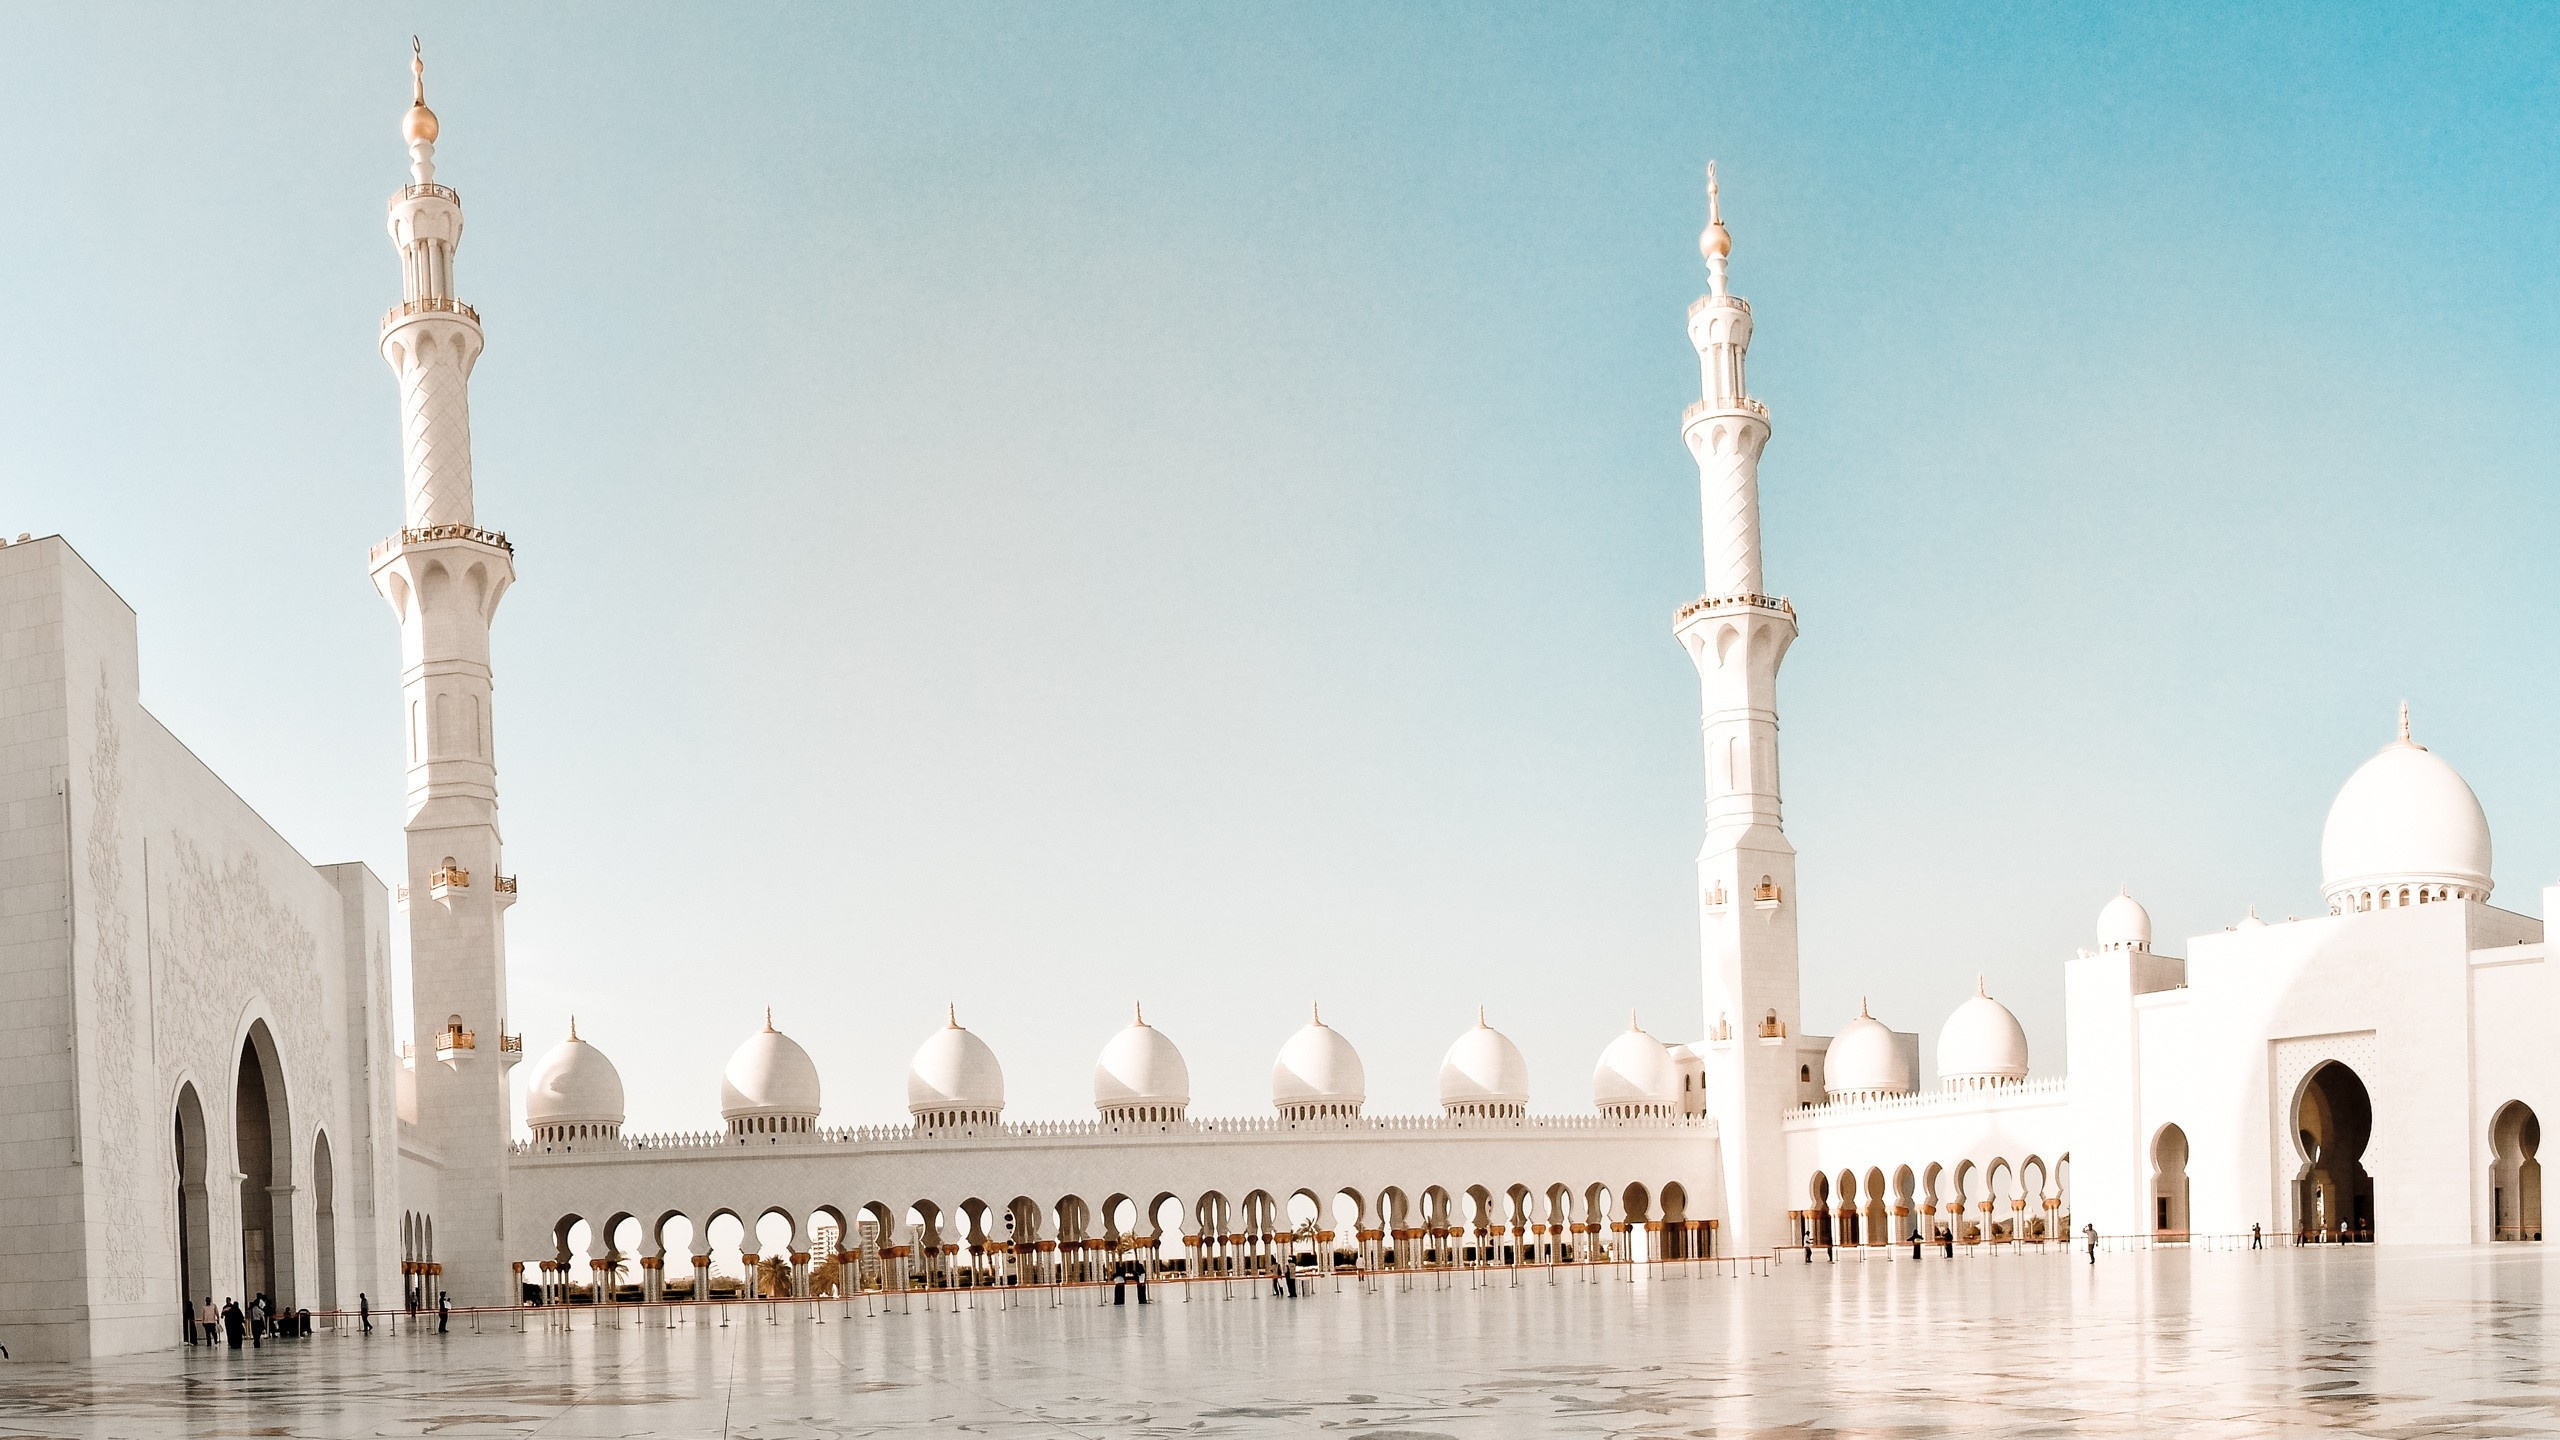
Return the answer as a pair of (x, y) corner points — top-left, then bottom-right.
(1689, 293), (1752, 319)
(370, 524), (513, 563)
(1681, 395), (1770, 426)
(1786, 1075), (2069, 1125)
(514, 1111), (1717, 1158)
(380, 295), (479, 329)
(1677, 590), (1794, 624)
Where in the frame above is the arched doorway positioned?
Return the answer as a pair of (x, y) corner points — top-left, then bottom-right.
(2293, 1061), (2373, 1241)
(2491, 1101), (2542, 1241)
(173, 1085), (213, 1320)
(235, 1023), (298, 1307)
(313, 1132), (338, 1310)
(2150, 1125), (2190, 1235)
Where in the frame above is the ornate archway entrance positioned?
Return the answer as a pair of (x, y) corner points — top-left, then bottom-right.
(2292, 1061), (2373, 1241)
(2491, 1101), (2541, 1241)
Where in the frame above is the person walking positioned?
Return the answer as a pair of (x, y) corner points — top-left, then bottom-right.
(248, 1293), (266, 1347)
(221, 1298), (244, 1350)
(359, 1292), (372, 1333)
(2083, 1223), (2099, 1263)
(436, 1290), (450, 1334)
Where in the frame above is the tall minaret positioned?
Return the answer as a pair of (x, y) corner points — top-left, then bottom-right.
(1671, 165), (1802, 1254)
(368, 42), (518, 1306)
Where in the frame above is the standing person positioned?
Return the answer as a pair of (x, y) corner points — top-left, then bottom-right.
(436, 1290), (450, 1334)
(221, 1299), (244, 1350)
(183, 1296), (199, 1346)
(2251, 1223), (2263, 1250)
(359, 1292), (372, 1333)
(200, 1297), (218, 1346)
(248, 1293), (266, 1346)
(297, 1308), (312, 1338)
(2083, 1223), (2098, 1264)
(1940, 1224), (1953, 1260)
(1910, 1227), (1921, 1261)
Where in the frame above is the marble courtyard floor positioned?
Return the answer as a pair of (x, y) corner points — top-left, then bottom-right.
(6, 1246), (2560, 1437)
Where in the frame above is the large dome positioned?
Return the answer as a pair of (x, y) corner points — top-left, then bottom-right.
(720, 1011), (821, 1121)
(1937, 983), (2029, 1090)
(2095, 887), (2152, 952)
(908, 1008), (1005, 1123)
(1272, 1007), (1366, 1118)
(524, 1021), (625, 1138)
(1438, 1010), (1529, 1117)
(1823, 1003), (1912, 1102)
(1094, 1005), (1189, 1120)
(1592, 1015), (1681, 1117)
(2320, 709), (2492, 912)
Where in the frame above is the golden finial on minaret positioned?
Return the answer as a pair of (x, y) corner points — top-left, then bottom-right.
(1701, 160), (1732, 261)
(403, 36), (440, 144)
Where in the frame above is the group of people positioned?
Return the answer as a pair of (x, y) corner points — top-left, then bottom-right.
(186, 1294), (308, 1349)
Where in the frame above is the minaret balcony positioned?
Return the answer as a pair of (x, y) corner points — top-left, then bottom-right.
(395, 181), (459, 205)
(1752, 880), (1783, 910)
(1674, 591), (1794, 626)
(493, 873), (518, 910)
(497, 1032), (524, 1068)
(1702, 881), (1728, 913)
(1681, 396), (1768, 428)
(1688, 293), (1752, 320)
(434, 1025), (477, 1067)
(1755, 1011), (1788, 1046)
(369, 523), (513, 564)
(429, 865), (470, 907)
(380, 295), (479, 329)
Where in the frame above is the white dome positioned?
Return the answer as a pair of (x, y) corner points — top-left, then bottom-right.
(1592, 1016), (1681, 1116)
(2235, 905), (2268, 930)
(524, 1022), (625, 1128)
(720, 1012), (822, 1119)
(1937, 984), (2029, 1089)
(1093, 1006), (1189, 1118)
(1271, 1007), (1366, 1115)
(2096, 887), (2152, 952)
(2320, 709), (2492, 910)
(907, 1008), (1005, 1119)
(1823, 1003), (1912, 1101)
(1438, 1010), (1530, 1116)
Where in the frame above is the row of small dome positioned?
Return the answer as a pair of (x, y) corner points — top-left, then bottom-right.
(1819, 982), (2032, 1103)
(524, 1004), (1708, 1137)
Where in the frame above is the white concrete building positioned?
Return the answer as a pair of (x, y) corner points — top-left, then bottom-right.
(0, 57), (2545, 1360)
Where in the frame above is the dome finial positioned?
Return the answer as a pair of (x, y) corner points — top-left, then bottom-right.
(1476, 1003), (1487, 1028)
(1859, 995), (1870, 1019)
(2397, 700), (2424, 749)
(1700, 160), (1733, 276)
(1629, 1007), (1641, 1033)
(1134, 1000), (1145, 1026)
(1975, 973), (1987, 998)
(567, 1014), (578, 1041)
(402, 37), (440, 147)
(762, 1006), (774, 1032)
(1311, 1001), (1322, 1026)
(946, 1002), (959, 1029)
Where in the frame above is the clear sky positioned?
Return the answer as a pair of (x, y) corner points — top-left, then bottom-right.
(5, 4), (2555, 1131)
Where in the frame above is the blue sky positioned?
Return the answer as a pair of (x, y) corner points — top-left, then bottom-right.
(5, 4), (2555, 1128)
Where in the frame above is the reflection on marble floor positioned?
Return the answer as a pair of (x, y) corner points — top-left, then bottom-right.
(4, 1246), (2558, 1438)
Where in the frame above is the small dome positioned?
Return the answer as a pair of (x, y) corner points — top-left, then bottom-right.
(2320, 707), (2492, 911)
(1439, 1009), (1530, 1117)
(524, 1021), (625, 1129)
(1823, 1003), (1912, 1101)
(1593, 1015), (1681, 1116)
(1272, 1007), (1366, 1117)
(2096, 887), (2152, 952)
(907, 1008), (1005, 1121)
(1937, 982), (2029, 1089)
(721, 1011), (822, 1120)
(1094, 1005), (1189, 1119)
(2235, 905), (2268, 931)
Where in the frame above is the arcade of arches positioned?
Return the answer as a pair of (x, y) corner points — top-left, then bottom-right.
(1799, 1157), (2068, 1248)
(167, 1023), (354, 1315)
(525, 1179), (1705, 1303)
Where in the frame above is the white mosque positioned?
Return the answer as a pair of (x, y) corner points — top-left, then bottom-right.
(0, 61), (2546, 1362)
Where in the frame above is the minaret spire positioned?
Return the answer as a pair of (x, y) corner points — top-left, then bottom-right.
(370, 44), (517, 1309)
(1673, 165), (1802, 1256)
